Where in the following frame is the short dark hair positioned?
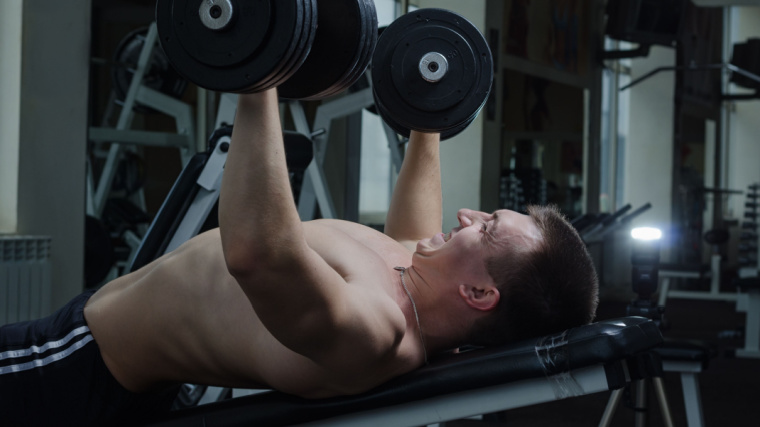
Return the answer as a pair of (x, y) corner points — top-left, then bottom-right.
(469, 205), (599, 346)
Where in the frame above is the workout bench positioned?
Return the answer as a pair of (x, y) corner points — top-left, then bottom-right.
(144, 317), (662, 427)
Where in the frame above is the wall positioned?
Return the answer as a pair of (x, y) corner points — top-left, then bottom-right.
(12, 0), (91, 310)
(0, 1), (23, 233)
(726, 7), (760, 219)
(623, 46), (676, 234)
(413, 0), (487, 231)
(603, 45), (676, 296)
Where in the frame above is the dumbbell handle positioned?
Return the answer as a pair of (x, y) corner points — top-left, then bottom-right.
(419, 52), (448, 83)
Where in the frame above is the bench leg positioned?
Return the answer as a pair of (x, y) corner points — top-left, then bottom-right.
(658, 278), (671, 307)
(737, 291), (760, 358)
(680, 372), (704, 427)
(598, 388), (624, 427)
(652, 377), (675, 427)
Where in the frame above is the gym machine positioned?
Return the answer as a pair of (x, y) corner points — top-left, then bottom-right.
(731, 184), (760, 359)
(86, 23), (197, 285)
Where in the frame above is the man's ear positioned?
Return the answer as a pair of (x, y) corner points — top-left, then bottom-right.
(459, 283), (500, 312)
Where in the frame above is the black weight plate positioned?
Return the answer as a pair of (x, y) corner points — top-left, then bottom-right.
(374, 10), (487, 132)
(156, 0), (300, 93)
(322, 0), (378, 99)
(374, 87), (479, 141)
(371, 9), (493, 135)
(246, 0), (314, 93)
(112, 27), (188, 114)
(279, 0), (367, 100)
(307, 0), (372, 100)
(389, 27), (475, 112)
(266, 0), (317, 90)
(318, 0), (377, 99)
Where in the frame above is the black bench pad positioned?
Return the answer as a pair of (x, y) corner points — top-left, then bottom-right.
(659, 263), (710, 275)
(735, 277), (760, 290)
(654, 339), (718, 370)
(147, 317), (662, 427)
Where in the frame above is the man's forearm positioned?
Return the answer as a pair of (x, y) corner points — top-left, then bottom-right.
(219, 90), (304, 271)
(385, 131), (442, 242)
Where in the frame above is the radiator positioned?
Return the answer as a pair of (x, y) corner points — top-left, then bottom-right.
(0, 236), (52, 325)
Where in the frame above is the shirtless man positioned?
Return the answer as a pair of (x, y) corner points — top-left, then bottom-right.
(0, 90), (598, 426)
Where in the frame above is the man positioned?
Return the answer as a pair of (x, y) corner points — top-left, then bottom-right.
(0, 89), (598, 426)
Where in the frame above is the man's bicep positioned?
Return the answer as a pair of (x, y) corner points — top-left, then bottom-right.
(235, 245), (351, 353)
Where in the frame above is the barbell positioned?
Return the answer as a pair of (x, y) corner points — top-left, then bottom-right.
(155, 1), (492, 139)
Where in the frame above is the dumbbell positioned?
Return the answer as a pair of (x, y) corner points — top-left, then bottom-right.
(371, 8), (493, 140)
(155, 0), (378, 100)
(156, 1), (493, 139)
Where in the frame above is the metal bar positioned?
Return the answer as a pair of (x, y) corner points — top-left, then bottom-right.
(666, 290), (739, 302)
(197, 87), (208, 152)
(621, 63), (760, 92)
(136, 85), (196, 165)
(344, 112), (362, 222)
(652, 377), (674, 427)
(89, 128), (194, 149)
(598, 388), (624, 427)
(165, 142), (228, 253)
(680, 373), (704, 427)
(297, 365), (611, 427)
(298, 88), (375, 220)
(384, 122), (405, 174)
(634, 379), (646, 427)
(93, 23), (159, 216)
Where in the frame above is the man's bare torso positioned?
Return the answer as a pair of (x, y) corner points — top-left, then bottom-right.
(84, 219), (422, 398)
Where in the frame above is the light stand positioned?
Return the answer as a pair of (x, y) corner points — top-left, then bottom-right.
(599, 227), (674, 427)
(628, 227), (667, 330)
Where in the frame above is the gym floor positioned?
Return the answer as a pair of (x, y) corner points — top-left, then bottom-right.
(447, 297), (760, 426)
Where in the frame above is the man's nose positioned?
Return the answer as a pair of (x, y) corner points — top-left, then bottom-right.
(457, 208), (481, 227)
(457, 209), (476, 227)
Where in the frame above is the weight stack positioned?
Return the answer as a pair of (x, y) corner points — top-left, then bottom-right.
(504, 169), (547, 213)
(499, 171), (525, 212)
(739, 184), (760, 271)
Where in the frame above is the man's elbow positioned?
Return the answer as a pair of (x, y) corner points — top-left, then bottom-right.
(223, 242), (263, 278)
(222, 239), (301, 279)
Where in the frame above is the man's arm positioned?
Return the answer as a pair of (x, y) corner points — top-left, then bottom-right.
(218, 91), (402, 372)
(384, 131), (442, 248)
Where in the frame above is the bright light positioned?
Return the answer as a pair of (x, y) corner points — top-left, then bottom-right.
(631, 227), (662, 241)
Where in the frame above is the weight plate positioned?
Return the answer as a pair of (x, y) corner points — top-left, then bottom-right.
(245, 0), (314, 92)
(322, 0), (378, 99)
(279, 0), (373, 100)
(389, 27), (475, 112)
(307, 0), (371, 100)
(156, 0), (304, 93)
(374, 86), (481, 141)
(371, 9), (492, 135)
(112, 27), (188, 114)
(269, 0), (318, 89)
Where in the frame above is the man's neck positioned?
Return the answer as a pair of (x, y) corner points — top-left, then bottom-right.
(403, 266), (472, 354)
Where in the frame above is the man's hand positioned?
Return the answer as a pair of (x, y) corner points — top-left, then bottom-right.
(385, 131), (442, 250)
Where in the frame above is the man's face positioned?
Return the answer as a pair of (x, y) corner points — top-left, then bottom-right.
(414, 209), (542, 282)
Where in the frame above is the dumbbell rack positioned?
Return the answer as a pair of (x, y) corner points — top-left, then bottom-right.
(499, 171), (525, 212)
(735, 184), (760, 359)
(738, 184), (760, 275)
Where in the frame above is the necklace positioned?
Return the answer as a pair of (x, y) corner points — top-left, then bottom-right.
(394, 266), (428, 364)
